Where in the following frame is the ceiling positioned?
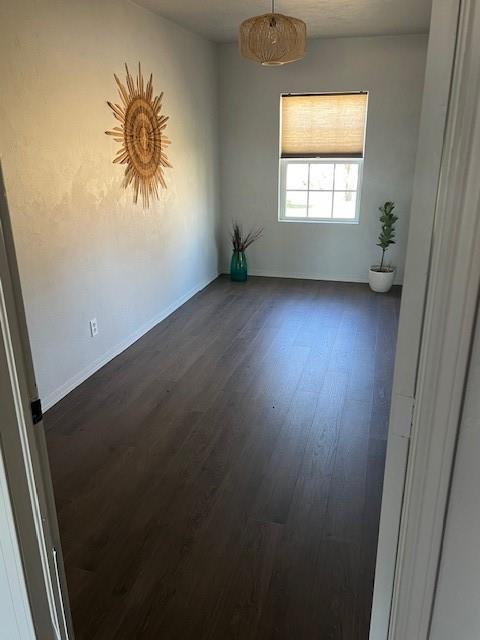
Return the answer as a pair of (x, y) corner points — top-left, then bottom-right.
(134, 0), (432, 43)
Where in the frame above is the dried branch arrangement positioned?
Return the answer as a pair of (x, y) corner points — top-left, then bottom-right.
(105, 63), (172, 208)
(230, 222), (263, 252)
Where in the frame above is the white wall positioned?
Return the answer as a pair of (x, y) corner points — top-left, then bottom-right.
(0, 0), (220, 408)
(429, 306), (480, 640)
(0, 8), (428, 407)
(218, 35), (427, 283)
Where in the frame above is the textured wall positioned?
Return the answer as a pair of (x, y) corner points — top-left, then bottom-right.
(0, 0), (220, 407)
(218, 34), (427, 283)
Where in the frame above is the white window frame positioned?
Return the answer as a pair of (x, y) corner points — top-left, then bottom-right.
(278, 157), (363, 224)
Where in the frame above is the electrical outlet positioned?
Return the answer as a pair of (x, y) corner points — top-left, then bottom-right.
(89, 318), (98, 337)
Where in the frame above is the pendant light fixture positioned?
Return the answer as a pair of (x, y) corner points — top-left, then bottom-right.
(239, 1), (307, 66)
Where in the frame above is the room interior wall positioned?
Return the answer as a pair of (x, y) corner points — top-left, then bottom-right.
(218, 34), (428, 284)
(0, 0), (220, 408)
(0, 4), (428, 409)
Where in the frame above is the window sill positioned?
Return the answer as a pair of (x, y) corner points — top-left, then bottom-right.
(278, 217), (360, 225)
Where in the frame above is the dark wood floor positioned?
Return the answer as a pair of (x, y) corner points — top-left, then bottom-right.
(45, 276), (401, 640)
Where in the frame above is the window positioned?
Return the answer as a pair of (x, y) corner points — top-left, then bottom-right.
(279, 92), (368, 223)
(280, 159), (362, 221)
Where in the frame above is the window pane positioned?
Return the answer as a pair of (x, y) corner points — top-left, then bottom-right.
(333, 191), (357, 219)
(308, 191), (333, 218)
(334, 163), (359, 191)
(309, 163), (334, 190)
(285, 191), (308, 217)
(286, 163), (309, 189)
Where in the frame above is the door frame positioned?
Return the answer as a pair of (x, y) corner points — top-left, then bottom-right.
(390, 0), (480, 636)
(0, 163), (73, 639)
(0, 359), (36, 639)
(369, 0), (461, 636)
(371, 0), (480, 637)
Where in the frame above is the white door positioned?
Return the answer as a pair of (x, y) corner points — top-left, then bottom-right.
(428, 305), (480, 639)
(372, 0), (480, 636)
(0, 164), (73, 639)
(369, 0), (461, 637)
(0, 409), (35, 639)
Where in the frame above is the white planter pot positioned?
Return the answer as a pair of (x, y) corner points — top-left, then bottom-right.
(369, 267), (396, 293)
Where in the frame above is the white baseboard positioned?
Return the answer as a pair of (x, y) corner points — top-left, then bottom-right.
(248, 268), (368, 283)
(221, 267), (403, 285)
(221, 267), (368, 283)
(42, 272), (219, 411)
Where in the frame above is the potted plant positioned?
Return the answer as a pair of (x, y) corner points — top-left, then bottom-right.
(230, 222), (263, 282)
(369, 201), (397, 293)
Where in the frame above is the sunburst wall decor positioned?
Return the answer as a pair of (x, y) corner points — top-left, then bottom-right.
(105, 63), (172, 208)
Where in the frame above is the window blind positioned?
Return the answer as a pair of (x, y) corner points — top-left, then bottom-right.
(281, 93), (368, 158)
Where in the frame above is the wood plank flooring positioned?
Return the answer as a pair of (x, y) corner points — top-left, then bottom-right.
(45, 276), (401, 640)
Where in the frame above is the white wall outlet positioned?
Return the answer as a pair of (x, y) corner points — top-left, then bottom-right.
(89, 318), (98, 337)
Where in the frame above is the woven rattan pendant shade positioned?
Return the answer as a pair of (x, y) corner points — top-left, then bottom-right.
(239, 4), (306, 66)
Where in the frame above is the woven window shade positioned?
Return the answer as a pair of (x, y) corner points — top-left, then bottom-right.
(281, 93), (368, 158)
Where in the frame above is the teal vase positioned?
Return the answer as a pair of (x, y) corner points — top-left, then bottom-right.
(230, 250), (247, 282)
